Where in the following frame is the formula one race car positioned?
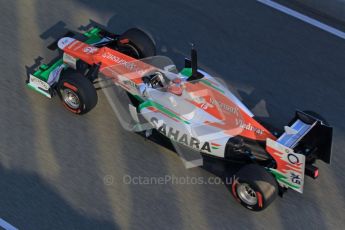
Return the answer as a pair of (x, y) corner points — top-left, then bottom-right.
(27, 25), (333, 211)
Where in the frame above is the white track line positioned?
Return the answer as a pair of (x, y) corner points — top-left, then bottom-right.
(257, 0), (345, 40)
(0, 218), (18, 230)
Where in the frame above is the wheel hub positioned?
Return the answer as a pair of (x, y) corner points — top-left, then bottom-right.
(62, 89), (80, 109)
(236, 183), (258, 206)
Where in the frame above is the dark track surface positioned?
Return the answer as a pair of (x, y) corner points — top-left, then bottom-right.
(0, 0), (345, 229)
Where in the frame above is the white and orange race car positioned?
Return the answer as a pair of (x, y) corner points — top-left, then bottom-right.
(27, 26), (333, 211)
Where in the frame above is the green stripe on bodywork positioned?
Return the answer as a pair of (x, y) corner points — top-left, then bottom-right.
(33, 59), (64, 82)
(84, 27), (102, 38)
(269, 169), (300, 190)
(180, 68), (225, 94)
(200, 79), (225, 94)
(211, 146), (219, 150)
(83, 27), (103, 44)
(139, 100), (190, 124)
(132, 94), (144, 103)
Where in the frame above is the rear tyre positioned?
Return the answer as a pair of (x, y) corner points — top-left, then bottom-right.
(58, 71), (98, 115)
(120, 28), (156, 58)
(231, 164), (278, 211)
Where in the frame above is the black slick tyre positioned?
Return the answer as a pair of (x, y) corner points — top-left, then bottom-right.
(120, 28), (156, 58)
(231, 164), (278, 211)
(58, 71), (98, 115)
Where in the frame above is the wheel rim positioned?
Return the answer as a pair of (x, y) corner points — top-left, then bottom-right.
(62, 88), (80, 109)
(236, 183), (258, 206)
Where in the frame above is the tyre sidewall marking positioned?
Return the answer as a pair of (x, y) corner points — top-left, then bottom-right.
(60, 82), (84, 113)
(231, 181), (241, 202)
(236, 179), (262, 210)
(63, 82), (78, 92)
(63, 103), (80, 114)
(256, 192), (263, 208)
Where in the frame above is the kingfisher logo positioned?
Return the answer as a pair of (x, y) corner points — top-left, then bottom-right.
(150, 117), (215, 153)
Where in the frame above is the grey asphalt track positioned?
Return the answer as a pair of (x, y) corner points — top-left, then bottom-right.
(1, 0), (345, 229)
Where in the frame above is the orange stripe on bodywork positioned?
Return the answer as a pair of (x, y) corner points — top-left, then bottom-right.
(147, 106), (179, 123)
(64, 40), (98, 65)
(186, 98), (224, 121)
(185, 81), (275, 141)
(266, 146), (302, 174)
(62, 40), (154, 85)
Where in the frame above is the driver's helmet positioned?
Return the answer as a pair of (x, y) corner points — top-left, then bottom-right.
(142, 71), (166, 89)
(168, 77), (183, 96)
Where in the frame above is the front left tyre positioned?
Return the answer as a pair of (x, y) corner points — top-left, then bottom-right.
(119, 28), (156, 58)
(58, 71), (98, 115)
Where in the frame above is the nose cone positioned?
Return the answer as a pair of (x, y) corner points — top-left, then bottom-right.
(57, 37), (75, 50)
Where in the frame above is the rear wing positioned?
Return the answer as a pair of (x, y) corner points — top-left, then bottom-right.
(266, 110), (333, 193)
(288, 111), (333, 164)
